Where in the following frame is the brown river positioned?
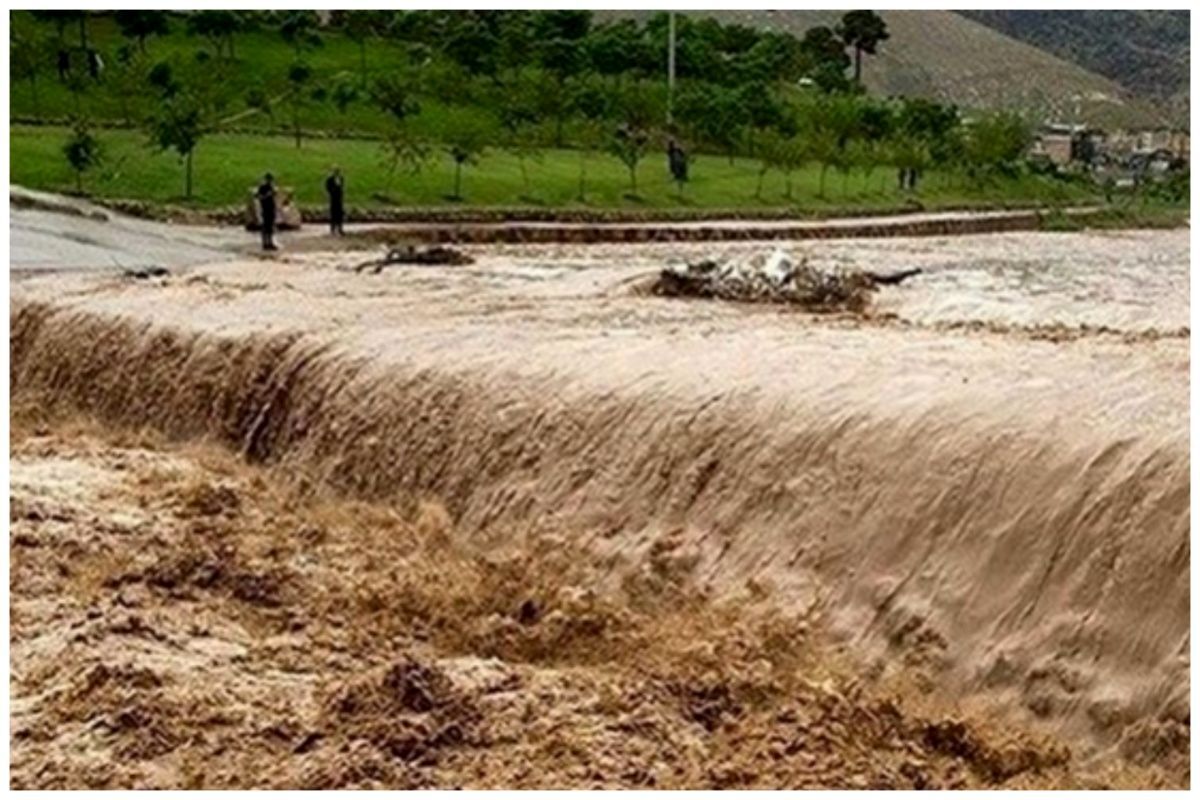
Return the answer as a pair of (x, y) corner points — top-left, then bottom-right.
(10, 226), (1190, 785)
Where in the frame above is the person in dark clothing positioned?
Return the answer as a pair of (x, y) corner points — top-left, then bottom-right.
(256, 173), (278, 251)
(667, 138), (689, 193)
(86, 49), (103, 81)
(57, 49), (70, 81)
(325, 167), (345, 235)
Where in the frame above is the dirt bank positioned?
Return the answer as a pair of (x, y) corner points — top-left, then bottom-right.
(9, 406), (1180, 789)
(10, 231), (1189, 786)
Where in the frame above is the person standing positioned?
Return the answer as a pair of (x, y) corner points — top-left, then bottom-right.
(667, 138), (689, 194)
(256, 173), (278, 251)
(325, 167), (345, 236)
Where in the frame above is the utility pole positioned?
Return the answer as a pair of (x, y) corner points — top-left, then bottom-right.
(667, 11), (676, 128)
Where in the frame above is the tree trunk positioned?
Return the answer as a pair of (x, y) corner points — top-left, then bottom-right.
(28, 75), (40, 117)
(185, 150), (194, 198)
(78, 15), (88, 52)
(755, 168), (766, 199)
(577, 154), (587, 202)
(454, 160), (463, 199)
(628, 164), (637, 195)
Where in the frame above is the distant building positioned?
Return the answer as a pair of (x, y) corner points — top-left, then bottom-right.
(1030, 123), (1103, 167)
(1105, 128), (1189, 165)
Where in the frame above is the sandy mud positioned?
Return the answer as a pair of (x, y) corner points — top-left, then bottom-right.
(10, 226), (1190, 788)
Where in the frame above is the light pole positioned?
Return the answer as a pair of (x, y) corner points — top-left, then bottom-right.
(667, 11), (676, 128)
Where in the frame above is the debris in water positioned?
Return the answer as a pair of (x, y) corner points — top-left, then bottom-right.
(352, 245), (474, 275)
(122, 266), (170, 280)
(650, 249), (921, 312)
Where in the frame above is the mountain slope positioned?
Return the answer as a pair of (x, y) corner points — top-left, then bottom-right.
(607, 10), (1168, 129)
(959, 10), (1189, 126)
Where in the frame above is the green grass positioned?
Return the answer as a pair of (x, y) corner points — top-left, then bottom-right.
(1039, 203), (1189, 231)
(12, 12), (520, 143)
(12, 124), (1102, 213)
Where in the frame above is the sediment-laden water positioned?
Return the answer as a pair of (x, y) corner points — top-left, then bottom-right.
(10, 228), (1190, 787)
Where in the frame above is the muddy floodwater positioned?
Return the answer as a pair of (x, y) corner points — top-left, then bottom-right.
(10, 226), (1190, 788)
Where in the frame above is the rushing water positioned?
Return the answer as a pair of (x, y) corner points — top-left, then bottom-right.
(12, 226), (1190, 759)
(487, 228), (1190, 333)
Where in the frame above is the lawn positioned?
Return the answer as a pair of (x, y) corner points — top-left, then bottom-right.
(11, 124), (1100, 213)
(11, 12), (523, 143)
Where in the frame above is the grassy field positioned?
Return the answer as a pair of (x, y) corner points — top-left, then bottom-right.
(12, 13), (534, 143)
(11, 12), (1121, 216)
(12, 124), (1101, 212)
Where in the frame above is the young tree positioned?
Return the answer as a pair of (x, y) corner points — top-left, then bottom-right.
(676, 86), (749, 165)
(371, 73), (426, 196)
(808, 127), (838, 198)
(609, 83), (656, 197)
(245, 86), (275, 126)
(611, 124), (649, 197)
(279, 11), (322, 59)
(63, 118), (102, 194)
(442, 110), (490, 201)
(106, 46), (149, 126)
(284, 61), (315, 148)
(836, 10), (889, 86)
(333, 10), (384, 88)
(114, 11), (170, 54)
(757, 127), (808, 200)
(370, 73), (421, 129)
(570, 77), (609, 203)
(380, 129), (432, 196)
(186, 11), (242, 60)
(498, 81), (543, 200)
(330, 78), (359, 135)
(147, 89), (206, 198)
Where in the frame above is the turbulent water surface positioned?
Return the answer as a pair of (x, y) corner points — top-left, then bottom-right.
(10, 226), (1191, 786)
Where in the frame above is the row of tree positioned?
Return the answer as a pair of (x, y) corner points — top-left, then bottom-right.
(24, 10), (1030, 202)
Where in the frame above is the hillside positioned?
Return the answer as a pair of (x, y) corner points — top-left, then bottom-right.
(609, 10), (1168, 129)
(959, 10), (1189, 127)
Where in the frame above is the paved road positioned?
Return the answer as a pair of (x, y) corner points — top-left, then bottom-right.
(10, 187), (250, 276)
(9, 185), (1111, 273)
